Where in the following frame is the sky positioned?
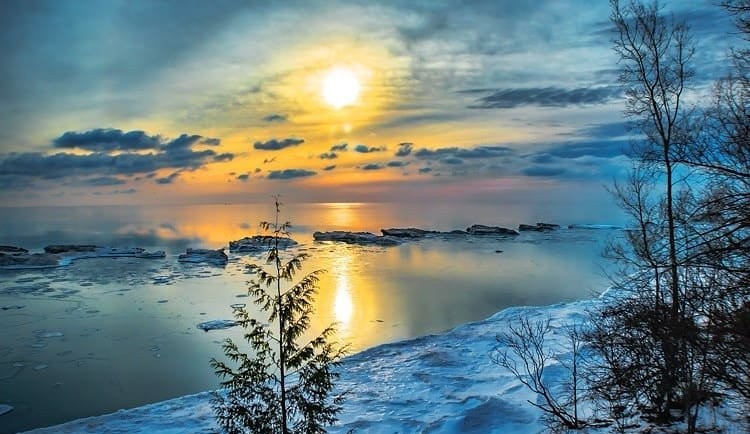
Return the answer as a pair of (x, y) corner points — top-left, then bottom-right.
(0, 0), (737, 207)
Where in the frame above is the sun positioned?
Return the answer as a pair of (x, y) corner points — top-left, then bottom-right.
(321, 67), (361, 109)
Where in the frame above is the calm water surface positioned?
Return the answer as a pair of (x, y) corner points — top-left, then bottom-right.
(0, 202), (620, 432)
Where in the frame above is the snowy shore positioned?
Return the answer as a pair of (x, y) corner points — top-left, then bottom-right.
(22, 293), (743, 434)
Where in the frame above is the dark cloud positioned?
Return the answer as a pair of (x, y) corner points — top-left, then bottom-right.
(323, 165), (336, 171)
(466, 86), (622, 109)
(267, 169), (316, 180)
(319, 152), (338, 160)
(442, 157), (464, 165)
(418, 167), (433, 173)
(53, 128), (161, 152)
(263, 157), (276, 164)
(395, 142), (413, 157)
(354, 144), (385, 153)
(73, 176), (127, 187)
(200, 137), (221, 146)
(262, 114), (288, 123)
(330, 143), (348, 152)
(253, 137), (304, 151)
(415, 145), (513, 160)
(114, 188), (137, 194)
(155, 172), (180, 184)
(213, 152), (234, 162)
(237, 173), (249, 181)
(387, 161), (408, 167)
(540, 139), (628, 159)
(521, 166), (567, 177)
(360, 163), (384, 170)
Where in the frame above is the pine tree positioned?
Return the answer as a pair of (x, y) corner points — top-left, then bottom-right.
(211, 198), (347, 434)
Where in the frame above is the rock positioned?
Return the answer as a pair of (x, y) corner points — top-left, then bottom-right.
(197, 319), (238, 331)
(465, 225), (519, 236)
(313, 231), (402, 246)
(0, 252), (60, 269)
(178, 248), (228, 265)
(44, 244), (98, 254)
(536, 222), (560, 230)
(380, 228), (433, 238)
(134, 250), (166, 259)
(568, 224), (622, 230)
(229, 235), (298, 252)
(0, 245), (27, 255)
(518, 224), (546, 232)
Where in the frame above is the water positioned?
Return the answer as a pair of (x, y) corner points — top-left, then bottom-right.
(0, 202), (621, 433)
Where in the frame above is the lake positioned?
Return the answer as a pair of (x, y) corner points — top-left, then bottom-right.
(0, 202), (621, 432)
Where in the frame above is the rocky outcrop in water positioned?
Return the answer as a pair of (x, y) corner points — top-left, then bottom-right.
(229, 235), (298, 252)
(178, 248), (228, 265)
(0, 252), (60, 269)
(44, 245), (98, 254)
(381, 228), (433, 238)
(465, 224), (519, 236)
(313, 231), (402, 246)
(536, 222), (560, 230)
(0, 246), (28, 255)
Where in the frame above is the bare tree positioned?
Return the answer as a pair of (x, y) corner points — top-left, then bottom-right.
(491, 315), (588, 431)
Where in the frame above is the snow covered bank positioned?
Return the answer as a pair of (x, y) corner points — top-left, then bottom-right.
(22, 295), (743, 434)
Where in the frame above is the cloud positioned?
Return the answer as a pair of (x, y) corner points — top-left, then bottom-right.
(415, 145), (513, 160)
(521, 166), (566, 177)
(263, 157), (276, 164)
(330, 143), (348, 152)
(387, 161), (408, 167)
(253, 137), (304, 151)
(236, 173), (249, 181)
(360, 163), (384, 170)
(354, 144), (386, 153)
(200, 137), (221, 146)
(155, 172), (180, 184)
(319, 152), (338, 160)
(53, 128), (161, 152)
(442, 157), (464, 165)
(539, 139), (628, 159)
(466, 86), (622, 109)
(418, 167), (433, 173)
(323, 165), (336, 171)
(73, 176), (127, 187)
(262, 114), (288, 123)
(267, 169), (316, 180)
(213, 152), (234, 162)
(395, 142), (413, 157)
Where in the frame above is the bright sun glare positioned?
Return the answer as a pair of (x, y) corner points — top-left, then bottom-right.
(322, 67), (361, 109)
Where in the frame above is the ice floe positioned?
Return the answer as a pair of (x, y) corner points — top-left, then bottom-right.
(177, 248), (228, 266)
(0, 404), (13, 416)
(196, 319), (238, 331)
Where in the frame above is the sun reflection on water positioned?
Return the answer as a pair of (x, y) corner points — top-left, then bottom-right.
(332, 253), (354, 333)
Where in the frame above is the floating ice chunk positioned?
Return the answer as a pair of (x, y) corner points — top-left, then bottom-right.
(178, 248), (228, 266)
(33, 364), (48, 370)
(0, 305), (25, 310)
(36, 330), (64, 338)
(230, 303), (246, 310)
(0, 404), (13, 416)
(197, 320), (238, 331)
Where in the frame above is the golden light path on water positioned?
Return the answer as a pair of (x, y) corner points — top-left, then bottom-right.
(332, 253), (354, 334)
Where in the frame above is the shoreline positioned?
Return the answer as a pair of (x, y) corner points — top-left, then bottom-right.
(22, 295), (599, 434)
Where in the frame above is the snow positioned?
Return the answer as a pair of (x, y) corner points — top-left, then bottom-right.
(21, 295), (745, 434)
(0, 404), (13, 416)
